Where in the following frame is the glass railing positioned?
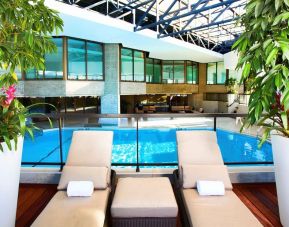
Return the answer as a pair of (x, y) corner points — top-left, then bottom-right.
(21, 113), (274, 170)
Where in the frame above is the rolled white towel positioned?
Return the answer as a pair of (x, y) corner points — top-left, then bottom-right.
(67, 181), (94, 197)
(197, 180), (225, 196)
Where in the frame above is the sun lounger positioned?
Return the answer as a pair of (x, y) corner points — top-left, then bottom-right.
(32, 131), (115, 227)
(174, 131), (262, 227)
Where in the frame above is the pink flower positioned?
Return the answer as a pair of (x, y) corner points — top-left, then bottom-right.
(2, 85), (16, 106)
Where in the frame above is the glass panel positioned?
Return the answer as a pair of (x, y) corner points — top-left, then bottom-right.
(217, 62), (226, 84)
(134, 50), (145, 81)
(153, 59), (162, 83)
(174, 61), (184, 83)
(45, 38), (63, 79)
(87, 42), (103, 80)
(207, 63), (217, 84)
(121, 48), (133, 81)
(68, 39), (86, 80)
(186, 61), (193, 84)
(146, 58), (154, 83)
(192, 63), (198, 84)
(162, 60), (174, 83)
(25, 69), (44, 79)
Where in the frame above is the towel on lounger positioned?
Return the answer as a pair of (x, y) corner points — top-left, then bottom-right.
(67, 181), (94, 197)
(197, 180), (225, 196)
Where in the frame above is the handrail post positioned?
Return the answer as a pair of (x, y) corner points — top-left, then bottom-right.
(58, 115), (64, 171)
(136, 115), (140, 172)
(214, 117), (217, 131)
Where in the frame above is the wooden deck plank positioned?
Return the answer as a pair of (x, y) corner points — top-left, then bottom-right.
(16, 183), (281, 227)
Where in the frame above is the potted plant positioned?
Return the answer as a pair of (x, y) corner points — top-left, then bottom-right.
(0, 1), (63, 226)
(232, 0), (289, 226)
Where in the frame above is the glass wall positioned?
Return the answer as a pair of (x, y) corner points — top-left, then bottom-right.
(68, 39), (86, 80)
(45, 38), (63, 79)
(207, 62), (226, 84)
(146, 58), (154, 83)
(68, 38), (104, 80)
(162, 60), (186, 83)
(146, 58), (162, 83)
(87, 42), (103, 80)
(25, 37), (63, 79)
(121, 48), (145, 82)
(186, 61), (198, 84)
(121, 48), (133, 81)
(134, 50), (145, 81)
(217, 62), (226, 84)
(154, 59), (162, 83)
(174, 61), (185, 83)
(162, 60), (174, 83)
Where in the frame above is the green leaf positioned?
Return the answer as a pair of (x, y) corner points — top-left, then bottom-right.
(242, 62), (251, 79)
(255, 1), (264, 18)
(266, 48), (278, 65)
(272, 14), (283, 26)
(275, 73), (283, 88)
(285, 0), (289, 7)
(275, 0), (282, 10)
(263, 39), (272, 49)
(258, 128), (270, 148)
(255, 102), (263, 120)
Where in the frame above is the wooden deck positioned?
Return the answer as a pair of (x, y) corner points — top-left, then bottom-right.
(16, 183), (281, 227)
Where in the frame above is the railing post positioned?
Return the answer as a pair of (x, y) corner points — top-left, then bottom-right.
(214, 117), (217, 131)
(136, 115), (140, 172)
(58, 115), (64, 171)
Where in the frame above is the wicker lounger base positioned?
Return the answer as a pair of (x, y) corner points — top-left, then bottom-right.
(112, 217), (177, 227)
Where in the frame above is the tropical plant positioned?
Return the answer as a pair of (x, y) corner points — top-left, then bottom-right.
(232, 0), (289, 144)
(0, 0), (63, 151)
(225, 78), (238, 94)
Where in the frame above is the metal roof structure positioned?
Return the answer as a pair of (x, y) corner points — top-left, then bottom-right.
(59, 0), (247, 53)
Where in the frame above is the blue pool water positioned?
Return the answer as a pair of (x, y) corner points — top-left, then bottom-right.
(22, 128), (273, 166)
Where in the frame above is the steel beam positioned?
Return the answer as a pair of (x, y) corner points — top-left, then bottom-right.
(159, 17), (239, 38)
(135, 0), (242, 31)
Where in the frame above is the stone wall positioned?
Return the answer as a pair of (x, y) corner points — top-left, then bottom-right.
(101, 44), (120, 114)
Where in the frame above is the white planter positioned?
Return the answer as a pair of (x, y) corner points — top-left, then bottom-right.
(0, 137), (23, 227)
(271, 134), (289, 227)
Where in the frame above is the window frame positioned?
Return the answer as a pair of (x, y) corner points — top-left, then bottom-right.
(120, 47), (146, 82)
(24, 36), (65, 80)
(206, 61), (227, 85)
(67, 37), (104, 81)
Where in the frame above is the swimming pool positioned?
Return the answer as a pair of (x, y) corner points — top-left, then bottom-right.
(22, 128), (273, 166)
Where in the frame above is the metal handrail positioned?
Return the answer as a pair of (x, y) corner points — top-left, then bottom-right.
(22, 113), (273, 171)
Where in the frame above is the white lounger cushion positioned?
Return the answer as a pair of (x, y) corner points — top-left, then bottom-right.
(58, 166), (108, 190)
(182, 164), (232, 190)
(181, 189), (262, 227)
(66, 131), (113, 168)
(177, 131), (224, 166)
(111, 177), (178, 218)
(32, 189), (109, 227)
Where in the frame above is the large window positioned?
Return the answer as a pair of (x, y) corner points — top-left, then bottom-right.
(162, 60), (174, 83)
(207, 62), (226, 84)
(68, 38), (103, 80)
(25, 37), (63, 79)
(146, 58), (161, 83)
(186, 61), (198, 84)
(121, 48), (145, 82)
(174, 61), (185, 83)
(162, 60), (185, 83)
